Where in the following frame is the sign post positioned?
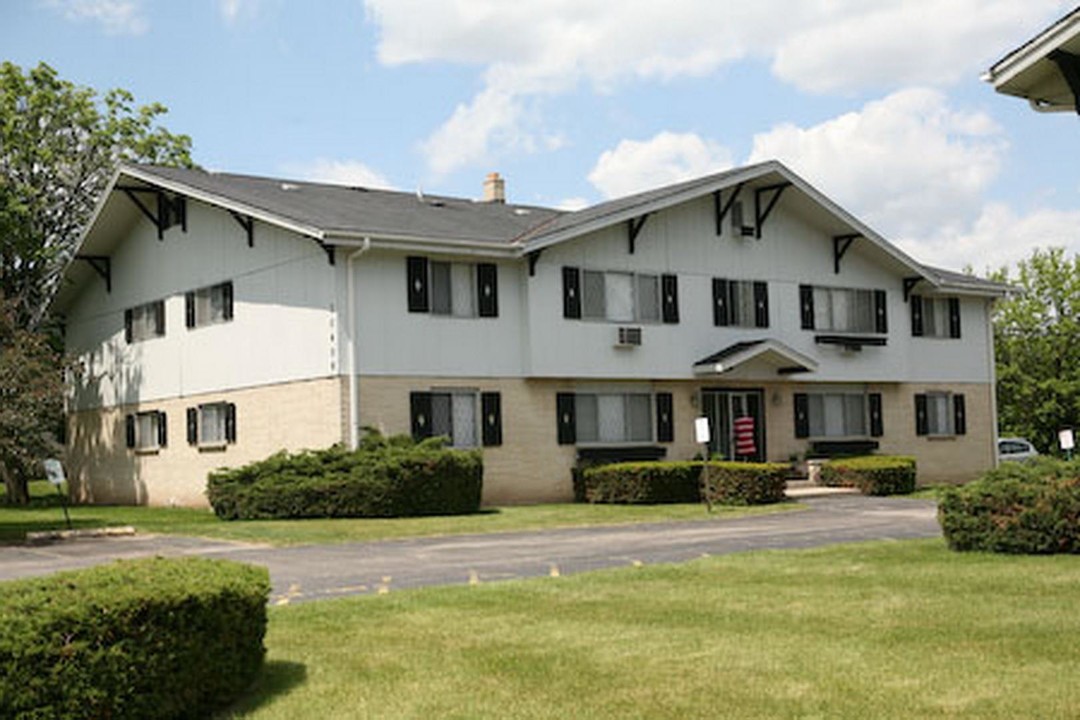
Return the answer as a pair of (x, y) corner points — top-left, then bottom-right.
(1059, 428), (1075, 461)
(694, 417), (713, 513)
(42, 459), (72, 530)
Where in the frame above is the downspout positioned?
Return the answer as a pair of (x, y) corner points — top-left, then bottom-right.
(986, 297), (1000, 469)
(346, 238), (372, 449)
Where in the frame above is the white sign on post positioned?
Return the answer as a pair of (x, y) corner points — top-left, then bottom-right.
(42, 458), (66, 486)
(694, 417), (711, 445)
(1059, 428), (1075, 452)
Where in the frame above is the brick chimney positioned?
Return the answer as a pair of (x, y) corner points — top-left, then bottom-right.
(483, 172), (506, 203)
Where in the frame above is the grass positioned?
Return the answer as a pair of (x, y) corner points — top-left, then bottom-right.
(0, 481), (799, 546)
(221, 539), (1080, 719)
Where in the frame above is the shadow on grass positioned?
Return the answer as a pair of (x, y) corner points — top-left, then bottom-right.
(218, 660), (308, 718)
(0, 516), (126, 545)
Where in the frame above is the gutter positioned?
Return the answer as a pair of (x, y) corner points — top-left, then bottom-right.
(345, 238), (372, 449)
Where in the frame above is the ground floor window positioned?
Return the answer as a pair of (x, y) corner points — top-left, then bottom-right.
(410, 390), (503, 447)
(187, 402), (237, 447)
(125, 410), (166, 450)
(555, 391), (673, 445)
(795, 390), (883, 439)
(916, 392), (966, 436)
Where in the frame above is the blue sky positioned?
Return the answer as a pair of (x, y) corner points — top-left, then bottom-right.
(2, 0), (1078, 271)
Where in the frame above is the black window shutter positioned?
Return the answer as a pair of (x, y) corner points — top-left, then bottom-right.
(158, 411), (168, 447)
(185, 291), (196, 328)
(799, 285), (815, 330)
(661, 274), (679, 324)
(556, 393), (576, 445)
(410, 392), (433, 440)
(223, 281), (235, 321)
(562, 267), (581, 319)
(154, 301), (165, 336)
(225, 404), (237, 444)
(915, 394), (928, 436)
(712, 278), (729, 326)
(481, 392), (502, 446)
(953, 394), (966, 435)
(406, 256), (430, 312)
(869, 393), (883, 437)
(187, 408), (198, 445)
(794, 393), (810, 439)
(910, 295), (924, 337)
(754, 281), (769, 328)
(656, 392), (674, 443)
(874, 290), (887, 334)
(124, 308), (133, 343)
(477, 264), (499, 318)
(125, 414), (136, 448)
(948, 298), (961, 338)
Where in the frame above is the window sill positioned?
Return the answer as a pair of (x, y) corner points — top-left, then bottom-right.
(813, 334), (887, 349)
(134, 447), (160, 456)
(197, 443), (228, 453)
(926, 435), (958, 441)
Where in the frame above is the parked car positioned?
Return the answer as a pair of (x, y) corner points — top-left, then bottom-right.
(998, 437), (1039, 463)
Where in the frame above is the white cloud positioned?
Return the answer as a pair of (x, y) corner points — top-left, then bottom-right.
(587, 131), (733, 199)
(285, 158), (395, 190)
(556, 197), (590, 211)
(364, 0), (1069, 174)
(44, 0), (148, 35)
(219, 0), (262, 25)
(748, 88), (1006, 240)
(898, 204), (1080, 274)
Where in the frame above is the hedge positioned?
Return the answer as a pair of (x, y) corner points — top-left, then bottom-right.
(207, 435), (483, 520)
(580, 461), (788, 506)
(0, 557), (269, 720)
(819, 455), (916, 495)
(939, 457), (1080, 554)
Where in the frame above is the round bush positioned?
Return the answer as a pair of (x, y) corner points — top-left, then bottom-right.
(581, 461), (788, 506)
(939, 459), (1080, 554)
(0, 557), (269, 719)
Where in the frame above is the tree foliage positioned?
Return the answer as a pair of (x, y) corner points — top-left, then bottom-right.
(0, 294), (64, 504)
(0, 61), (194, 330)
(991, 247), (1080, 454)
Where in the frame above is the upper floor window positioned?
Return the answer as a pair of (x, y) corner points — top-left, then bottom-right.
(124, 300), (165, 343)
(911, 296), (960, 339)
(562, 267), (678, 324)
(186, 281), (234, 329)
(800, 285), (886, 334)
(125, 410), (166, 451)
(406, 256), (498, 318)
(713, 279), (768, 328)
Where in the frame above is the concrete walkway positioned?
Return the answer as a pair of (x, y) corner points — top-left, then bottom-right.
(0, 495), (940, 605)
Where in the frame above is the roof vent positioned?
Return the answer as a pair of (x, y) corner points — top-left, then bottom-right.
(280, 183), (299, 191)
(483, 172), (506, 203)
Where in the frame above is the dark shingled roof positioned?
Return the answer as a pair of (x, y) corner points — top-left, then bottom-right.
(129, 165), (565, 245)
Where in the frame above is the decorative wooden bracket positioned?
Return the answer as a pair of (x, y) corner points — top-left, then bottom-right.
(903, 276), (922, 302)
(75, 255), (111, 293)
(229, 211), (255, 247)
(833, 234), (860, 274)
(713, 183), (744, 236)
(527, 249), (543, 277)
(627, 214), (650, 254)
(754, 182), (791, 239)
(118, 186), (186, 240)
(315, 239), (335, 265)
(1050, 49), (1080, 115)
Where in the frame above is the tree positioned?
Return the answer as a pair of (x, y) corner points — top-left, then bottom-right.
(991, 247), (1080, 454)
(0, 61), (194, 330)
(0, 293), (64, 504)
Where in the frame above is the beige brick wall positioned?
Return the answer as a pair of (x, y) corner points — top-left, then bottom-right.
(67, 376), (348, 507)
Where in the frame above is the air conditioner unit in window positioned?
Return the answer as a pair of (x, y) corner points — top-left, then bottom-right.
(615, 326), (642, 347)
(731, 201), (756, 237)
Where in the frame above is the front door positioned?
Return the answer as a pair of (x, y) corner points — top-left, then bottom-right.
(701, 389), (765, 462)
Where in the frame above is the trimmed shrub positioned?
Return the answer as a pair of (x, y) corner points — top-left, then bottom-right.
(581, 461), (788, 506)
(207, 435), (482, 520)
(939, 458), (1080, 554)
(819, 455), (916, 495)
(0, 557), (269, 720)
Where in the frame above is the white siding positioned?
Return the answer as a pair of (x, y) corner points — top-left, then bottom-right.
(66, 200), (337, 410)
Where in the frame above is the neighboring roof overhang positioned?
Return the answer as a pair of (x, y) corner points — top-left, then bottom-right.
(693, 339), (818, 377)
(985, 8), (1080, 113)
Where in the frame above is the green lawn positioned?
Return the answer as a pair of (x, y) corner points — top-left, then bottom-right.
(0, 481), (798, 546)
(221, 539), (1080, 719)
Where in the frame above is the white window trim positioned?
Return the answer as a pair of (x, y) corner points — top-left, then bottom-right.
(580, 269), (662, 324)
(574, 391), (655, 446)
(134, 411), (163, 453)
(812, 285), (877, 334)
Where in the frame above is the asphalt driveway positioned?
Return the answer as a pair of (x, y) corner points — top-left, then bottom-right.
(0, 495), (941, 604)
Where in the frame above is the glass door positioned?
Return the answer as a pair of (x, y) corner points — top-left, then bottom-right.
(701, 389), (765, 462)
